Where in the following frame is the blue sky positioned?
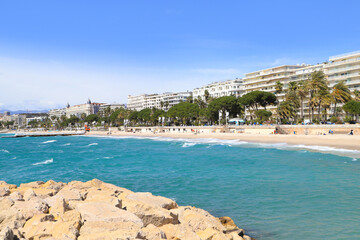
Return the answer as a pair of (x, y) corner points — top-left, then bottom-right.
(1, 0), (360, 111)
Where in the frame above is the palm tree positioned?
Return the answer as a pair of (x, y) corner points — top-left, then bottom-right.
(353, 89), (360, 101)
(160, 101), (164, 110)
(331, 81), (352, 116)
(297, 80), (308, 120)
(274, 81), (283, 123)
(307, 71), (329, 122)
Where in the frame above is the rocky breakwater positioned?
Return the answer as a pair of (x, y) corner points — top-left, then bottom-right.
(0, 179), (253, 240)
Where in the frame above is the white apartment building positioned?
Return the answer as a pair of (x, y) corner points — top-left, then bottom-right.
(99, 103), (126, 112)
(324, 51), (360, 91)
(127, 91), (192, 111)
(192, 79), (244, 101)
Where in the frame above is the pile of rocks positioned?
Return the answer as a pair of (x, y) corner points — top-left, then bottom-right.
(0, 179), (253, 240)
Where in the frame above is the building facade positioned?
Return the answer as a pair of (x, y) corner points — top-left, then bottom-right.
(192, 79), (244, 101)
(127, 92), (192, 111)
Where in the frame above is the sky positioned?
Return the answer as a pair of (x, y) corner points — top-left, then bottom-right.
(1, 0), (360, 111)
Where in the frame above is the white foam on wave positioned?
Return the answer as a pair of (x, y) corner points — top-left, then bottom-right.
(0, 149), (10, 153)
(182, 142), (197, 148)
(88, 143), (98, 146)
(103, 156), (114, 159)
(12, 157), (17, 159)
(352, 158), (357, 162)
(32, 158), (53, 166)
(63, 143), (71, 146)
(85, 135), (360, 158)
(42, 140), (57, 144)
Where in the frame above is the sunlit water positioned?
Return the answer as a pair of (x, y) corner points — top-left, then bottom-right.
(1, 134), (359, 239)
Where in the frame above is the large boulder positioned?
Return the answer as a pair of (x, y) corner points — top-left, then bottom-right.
(159, 223), (201, 240)
(126, 192), (178, 210)
(78, 221), (141, 240)
(137, 224), (167, 239)
(0, 187), (10, 197)
(74, 202), (143, 227)
(121, 196), (179, 227)
(11, 197), (49, 220)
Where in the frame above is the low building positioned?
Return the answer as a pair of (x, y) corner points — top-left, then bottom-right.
(99, 103), (126, 112)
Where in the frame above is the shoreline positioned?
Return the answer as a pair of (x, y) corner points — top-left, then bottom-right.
(86, 131), (360, 155)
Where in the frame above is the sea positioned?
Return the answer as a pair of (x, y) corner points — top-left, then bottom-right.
(0, 134), (359, 239)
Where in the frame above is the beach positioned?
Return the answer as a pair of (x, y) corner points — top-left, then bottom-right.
(87, 130), (360, 151)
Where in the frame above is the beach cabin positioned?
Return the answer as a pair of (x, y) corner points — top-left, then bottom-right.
(228, 118), (245, 126)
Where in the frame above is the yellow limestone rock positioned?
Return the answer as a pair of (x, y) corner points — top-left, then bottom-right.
(78, 221), (141, 240)
(137, 224), (167, 239)
(159, 223), (201, 240)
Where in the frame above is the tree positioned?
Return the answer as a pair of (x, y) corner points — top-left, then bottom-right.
(297, 80), (308, 120)
(204, 90), (210, 103)
(160, 101), (164, 110)
(186, 96), (193, 103)
(353, 90), (360, 101)
(331, 81), (352, 116)
(255, 110), (272, 123)
(275, 81), (284, 95)
(343, 100), (360, 122)
(278, 101), (297, 123)
(208, 96), (243, 124)
(307, 71), (329, 122)
(84, 114), (99, 124)
(167, 102), (200, 125)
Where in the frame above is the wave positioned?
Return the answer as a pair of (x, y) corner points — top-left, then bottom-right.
(85, 135), (360, 158)
(0, 149), (10, 153)
(42, 140), (57, 144)
(88, 143), (98, 146)
(32, 158), (53, 166)
(103, 156), (114, 159)
(63, 143), (71, 146)
(182, 142), (197, 148)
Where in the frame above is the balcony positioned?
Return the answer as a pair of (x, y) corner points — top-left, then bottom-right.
(326, 65), (360, 74)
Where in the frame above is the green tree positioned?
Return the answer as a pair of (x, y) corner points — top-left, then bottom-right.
(255, 110), (272, 123)
(85, 114), (99, 124)
(343, 100), (360, 122)
(167, 102), (200, 125)
(297, 80), (308, 120)
(208, 96), (243, 124)
(331, 81), (352, 116)
(278, 101), (297, 123)
(307, 71), (329, 122)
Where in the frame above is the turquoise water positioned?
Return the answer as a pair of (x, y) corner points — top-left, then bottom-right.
(1, 134), (360, 239)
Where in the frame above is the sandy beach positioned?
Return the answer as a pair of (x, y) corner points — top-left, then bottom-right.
(87, 130), (360, 151)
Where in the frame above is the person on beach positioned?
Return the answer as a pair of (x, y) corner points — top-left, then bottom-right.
(349, 129), (354, 135)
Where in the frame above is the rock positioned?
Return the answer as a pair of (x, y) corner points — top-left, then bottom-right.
(9, 192), (24, 201)
(0, 227), (14, 240)
(75, 202), (143, 227)
(49, 197), (68, 219)
(56, 188), (83, 202)
(0, 181), (17, 190)
(196, 227), (230, 240)
(126, 192), (178, 210)
(41, 180), (65, 192)
(172, 206), (225, 233)
(23, 188), (37, 201)
(21, 211), (82, 240)
(1, 180), (252, 240)
(0, 187), (10, 197)
(159, 223), (201, 240)
(11, 197), (49, 220)
(137, 224), (167, 239)
(83, 188), (122, 208)
(19, 181), (44, 189)
(78, 221), (141, 240)
(33, 188), (57, 198)
(122, 196), (179, 227)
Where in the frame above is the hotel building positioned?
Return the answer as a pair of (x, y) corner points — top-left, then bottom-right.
(192, 78), (244, 101)
(127, 91), (192, 111)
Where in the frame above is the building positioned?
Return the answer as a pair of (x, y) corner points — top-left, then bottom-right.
(192, 79), (244, 101)
(324, 51), (360, 92)
(49, 99), (105, 119)
(99, 103), (126, 112)
(127, 94), (148, 111)
(127, 91), (192, 111)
